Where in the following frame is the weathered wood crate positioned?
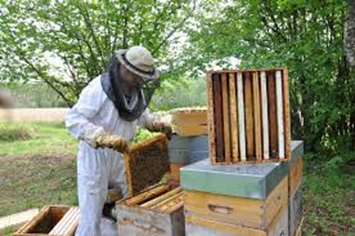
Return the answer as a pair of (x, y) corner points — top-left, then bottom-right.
(14, 206), (79, 236)
(171, 108), (207, 137)
(116, 184), (185, 236)
(207, 68), (291, 164)
(124, 134), (170, 196)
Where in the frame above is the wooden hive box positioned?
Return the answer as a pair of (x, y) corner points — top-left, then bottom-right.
(207, 68), (291, 164)
(289, 141), (304, 236)
(181, 141), (303, 236)
(118, 134), (185, 235)
(14, 206), (79, 236)
(116, 184), (185, 236)
(171, 108), (207, 137)
(181, 160), (289, 235)
(124, 134), (170, 196)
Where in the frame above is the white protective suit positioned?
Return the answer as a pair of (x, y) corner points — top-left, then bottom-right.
(66, 76), (156, 236)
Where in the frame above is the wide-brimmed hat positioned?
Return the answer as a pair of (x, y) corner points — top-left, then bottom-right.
(116, 46), (159, 81)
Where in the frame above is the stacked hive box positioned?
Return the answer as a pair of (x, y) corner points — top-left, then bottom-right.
(169, 108), (209, 182)
(116, 185), (185, 236)
(207, 69), (291, 164)
(289, 142), (304, 236)
(117, 134), (185, 235)
(181, 141), (304, 236)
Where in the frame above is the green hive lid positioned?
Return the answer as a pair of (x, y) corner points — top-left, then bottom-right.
(181, 141), (304, 199)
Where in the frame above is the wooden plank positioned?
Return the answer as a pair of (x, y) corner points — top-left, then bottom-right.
(206, 72), (217, 163)
(252, 71), (262, 160)
(276, 71), (285, 158)
(212, 73), (225, 162)
(141, 187), (182, 208)
(221, 73), (231, 163)
(154, 193), (183, 211)
(260, 71), (269, 159)
(237, 72), (246, 160)
(125, 185), (171, 206)
(49, 207), (79, 236)
(185, 215), (267, 236)
(267, 71), (278, 158)
(0, 209), (39, 236)
(184, 177), (288, 230)
(282, 69), (291, 159)
(290, 158), (303, 196)
(290, 183), (303, 236)
(294, 217), (304, 236)
(164, 200), (184, 214)
(244, 72), (255, 158)
(228, 73), (239, 162)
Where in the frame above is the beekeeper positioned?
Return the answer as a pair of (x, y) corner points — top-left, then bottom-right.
(66, 46), (172, 236)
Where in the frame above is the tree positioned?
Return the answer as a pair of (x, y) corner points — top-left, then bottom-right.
(345, 0), (355, 151)
(182, 0), (352, 157)
(0, 0), (197, 106)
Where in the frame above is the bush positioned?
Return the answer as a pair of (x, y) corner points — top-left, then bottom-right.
(0, 124), (35, 142)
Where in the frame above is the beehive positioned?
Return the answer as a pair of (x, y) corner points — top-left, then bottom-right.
(181, 141), (304, 236)
(289, 141), (304, 236)
(207, 68), (291, 164)
(116, 184), (185, 236)
(124, 134), (170, 196)
(14, 206), (79, 236)
(171, 108), (207, 137)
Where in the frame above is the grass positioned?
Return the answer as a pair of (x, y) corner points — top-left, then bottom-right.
(0, 122), (78, 217)
(0, 122), (77, 156)
(0, 123), (354, 235)
(302, 157), (355, 235)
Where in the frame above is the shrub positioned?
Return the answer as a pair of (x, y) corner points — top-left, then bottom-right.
(0, 124), (35, 142)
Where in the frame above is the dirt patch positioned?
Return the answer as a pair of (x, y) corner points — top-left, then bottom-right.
(0, 153), (77, 217)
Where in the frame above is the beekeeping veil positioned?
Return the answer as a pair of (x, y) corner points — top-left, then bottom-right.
(101, 47), (160, 121)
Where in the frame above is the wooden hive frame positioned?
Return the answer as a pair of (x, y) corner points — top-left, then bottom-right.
(124, 134), (170, 196)
(207, 68), (291, 164)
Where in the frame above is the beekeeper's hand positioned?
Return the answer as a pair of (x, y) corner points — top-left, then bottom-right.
(148, 122), (173, 140)
(96, 133), (130, 153)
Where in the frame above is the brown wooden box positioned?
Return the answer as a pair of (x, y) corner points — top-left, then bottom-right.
(14, 206), (79, 236)
(171, 108), (208, 137)
(116, 184), (185, 236)
(184, 176), (288, 230)
(185, 205), (289, 236)
(207, 68), (291, 164)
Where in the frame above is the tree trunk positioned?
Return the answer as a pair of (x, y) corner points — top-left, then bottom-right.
(345, 0), (355, 151)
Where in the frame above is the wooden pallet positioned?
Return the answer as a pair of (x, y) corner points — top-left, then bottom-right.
(171, 108), (208, 137)
(14, 206), (79, 236)
(207, 68), (291, 164)
(124, 134), (170, 196)
(116, 184), (185, 236)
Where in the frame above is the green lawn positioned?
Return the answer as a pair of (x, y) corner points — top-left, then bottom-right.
(0, 123), (78, 218)
(0, 123), (354, 235)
